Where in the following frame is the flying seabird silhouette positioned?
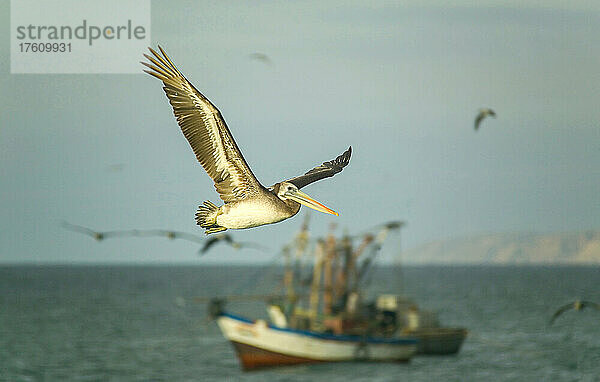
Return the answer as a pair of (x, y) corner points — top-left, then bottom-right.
(62, 221), (266, 255)
(199, 233), (267, 255)
(248, 52), (272, 66)
(549, 299), (600, 325)
(62, 221), (205, 244)
(474, 108), (496, 130)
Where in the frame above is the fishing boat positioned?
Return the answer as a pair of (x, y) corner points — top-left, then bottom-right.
(216, 312), (417, 370)
(209, 218), (465, 370)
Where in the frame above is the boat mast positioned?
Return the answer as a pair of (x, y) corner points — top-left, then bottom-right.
(283, 215), (311, 307)
(322, 223), (337, 316)
(282, 244), (295, 306)
(355, 225), (396, 289)
(394, 221), (406, 294)
(333, 233), (353, 304)
(349, 234), (375, 294)
(308, 239), (325, 326)
(293, 214), (310, 297)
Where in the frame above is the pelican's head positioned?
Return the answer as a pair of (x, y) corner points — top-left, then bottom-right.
(275, 182), (339, 216)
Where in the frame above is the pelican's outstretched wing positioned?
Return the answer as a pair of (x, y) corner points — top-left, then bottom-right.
(142, 46), (263, 203)
(286, 146), (352, 189)
(549, 303), (575, 324)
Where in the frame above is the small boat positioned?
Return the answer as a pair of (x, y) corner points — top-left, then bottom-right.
(217, 312), (417, 370)
(374, 294), (467, 355)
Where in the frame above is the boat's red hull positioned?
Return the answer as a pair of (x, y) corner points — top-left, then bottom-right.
(230, 340), (325, 370)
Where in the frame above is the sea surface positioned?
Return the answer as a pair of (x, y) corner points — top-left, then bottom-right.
(1, 265), (599, 381)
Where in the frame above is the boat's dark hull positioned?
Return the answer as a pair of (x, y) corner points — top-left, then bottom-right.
(411, 328), (468, 355)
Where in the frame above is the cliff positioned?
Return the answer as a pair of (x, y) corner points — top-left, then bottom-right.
(400, 231), (600, 264)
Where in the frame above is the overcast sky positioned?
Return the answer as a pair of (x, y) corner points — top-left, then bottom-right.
(1, 1), (599, 264)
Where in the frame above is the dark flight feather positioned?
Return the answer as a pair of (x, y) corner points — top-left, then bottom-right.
(286, 146), (352, 189)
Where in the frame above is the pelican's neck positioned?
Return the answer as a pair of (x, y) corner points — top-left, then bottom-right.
(269, 183), (301, 216)
(284, 198), (301, 216)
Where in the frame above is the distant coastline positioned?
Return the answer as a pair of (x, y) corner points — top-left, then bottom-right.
(399, 231), (600, 265)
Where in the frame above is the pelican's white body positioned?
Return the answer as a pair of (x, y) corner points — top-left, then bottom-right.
(216, 198), (296, 229)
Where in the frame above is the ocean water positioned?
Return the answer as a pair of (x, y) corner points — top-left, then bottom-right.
(1, 265), (599, 381)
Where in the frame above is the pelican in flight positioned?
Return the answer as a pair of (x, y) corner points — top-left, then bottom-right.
(549, 299), (600, 325)
(474, 108), (496, 130)
(142, 46), (352, 234)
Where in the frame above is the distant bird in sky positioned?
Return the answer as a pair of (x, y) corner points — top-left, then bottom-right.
(474, 108), (496, 130)
(199, 233), (266, 255)
(62, 221), (266, 255)
(62, 221), (204, 244)
(248, 52), (272, 66)
(62, 221), (110, 241)
(348, 220), (406, 240)
(142, 46), (352, 234)
(382, 221), (405, 230)
(106, 163), (125, 172)
(549, 299), (600, 325)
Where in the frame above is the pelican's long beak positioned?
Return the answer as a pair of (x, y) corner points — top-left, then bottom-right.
(286, 189), (339, 216)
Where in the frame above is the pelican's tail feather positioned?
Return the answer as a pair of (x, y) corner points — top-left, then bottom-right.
(196, 201), (227, 235)
(205, 226), (228, 234)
